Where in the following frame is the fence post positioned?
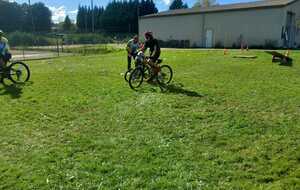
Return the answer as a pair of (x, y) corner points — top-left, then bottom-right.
(22, 46), (25, 60)
(56, 38), (60, 57)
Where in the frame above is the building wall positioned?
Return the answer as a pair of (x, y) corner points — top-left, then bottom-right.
(286, 0), (300, 46)
(204, 8), (284, 48)
(139, 14), (205, 47)
(139, 7), (285, 48)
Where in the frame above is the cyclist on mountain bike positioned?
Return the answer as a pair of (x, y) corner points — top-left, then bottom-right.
(126, 35), (140, 71)
(0, 30), (11, 69)
(142, 32), (161, 65)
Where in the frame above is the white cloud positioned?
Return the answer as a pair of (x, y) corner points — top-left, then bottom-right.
(68, 9), (78, 15)
(161, 0), (172, 5)
(48, 6), (66, 23)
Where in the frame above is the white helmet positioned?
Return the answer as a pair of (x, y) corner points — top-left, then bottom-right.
(0, 30), (3, 35)
(136, 51), (145, 63)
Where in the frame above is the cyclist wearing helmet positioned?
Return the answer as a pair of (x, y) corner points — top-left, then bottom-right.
(126, 35), (140, 71)
(143, 32), (160, 64)
(0, 30), (11, 69)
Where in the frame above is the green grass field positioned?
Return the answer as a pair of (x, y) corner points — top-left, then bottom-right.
(0, 49), (299, 189)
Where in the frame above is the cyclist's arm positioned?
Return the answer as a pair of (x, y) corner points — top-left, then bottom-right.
(0, 46), (5, 56)
(141, 42), (149, 54)
(126, 41), (132, 54)
(6, 42), (10, 52)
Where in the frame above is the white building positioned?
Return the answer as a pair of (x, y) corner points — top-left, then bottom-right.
(139, 0), (300, 48)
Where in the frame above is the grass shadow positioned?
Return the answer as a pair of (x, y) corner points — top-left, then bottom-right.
(279, 61), (293, 67)
(160, 82), (204, 98)
(0, 80), (31, 99)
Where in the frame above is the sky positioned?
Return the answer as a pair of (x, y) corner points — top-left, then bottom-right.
(14, 0), (258, 23)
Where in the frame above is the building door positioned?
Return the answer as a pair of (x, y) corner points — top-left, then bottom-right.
(285, 12), (296, 48)
(206, 29), (213, 48)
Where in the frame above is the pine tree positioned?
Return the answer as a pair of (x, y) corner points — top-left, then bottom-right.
(169, 0), (188, 10)
(63, 15), (72, 31)
(194, 0), (216, 7)
(76, 0), (159, 33)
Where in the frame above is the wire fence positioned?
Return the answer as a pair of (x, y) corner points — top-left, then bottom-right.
(11, 43), (126, 62)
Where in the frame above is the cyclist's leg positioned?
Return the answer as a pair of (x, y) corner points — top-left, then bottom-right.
(0, 55), (4, 70)
(150, 52), (161, 74)
(0, 56), (4, 83)
(127, 55), (132, 71)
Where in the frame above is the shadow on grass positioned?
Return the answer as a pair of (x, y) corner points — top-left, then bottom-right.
(279, 61), (293, 67)
(0, 81), (32, 99)
(160, 82), (204, 98)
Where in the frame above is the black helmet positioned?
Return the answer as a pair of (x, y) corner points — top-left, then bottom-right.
(144, 31), (153, 39)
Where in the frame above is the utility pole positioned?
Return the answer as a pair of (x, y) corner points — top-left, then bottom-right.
(28, 0), (35, 32)
(137, 0), (140, 35)
(91, 0), (95, 33)
(85, 12), (88, 32)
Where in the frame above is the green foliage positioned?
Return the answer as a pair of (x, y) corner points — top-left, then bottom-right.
(30, 3), (52, 32)
(77, 6), (105, 32)
(194, 0), (217, 7)
(0, 50), (299, 189)
(62, 16), (75, 32)
(62, 45), (121, 55)
(7, 32), (131, 47)
(65, 33), (114, 44)
(77, 0), (158, 33)
(264, 39), (279, 49)
(0, 1), (52, 32)
(0, 1), (24, 32)
(169, 0), (188, 10)
(158, 39), (190, 48)
(7, 31), (53, 46)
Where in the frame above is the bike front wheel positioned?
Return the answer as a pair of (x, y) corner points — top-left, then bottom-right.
(157, 65), (173, 85)
(129, 68), (144, 90)
(9, 62), (30, 84)
(124, 70), (131, 82)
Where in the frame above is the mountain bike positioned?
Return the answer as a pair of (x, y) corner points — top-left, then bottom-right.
(124, 53), (152, 83)
(128, 52), (173, 90)
(0, 60), (30, 84)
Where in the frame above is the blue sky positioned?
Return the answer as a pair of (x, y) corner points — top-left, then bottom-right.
(14, 0), (257, 23)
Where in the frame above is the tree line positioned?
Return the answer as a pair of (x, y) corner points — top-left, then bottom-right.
(0, 0), (52, 32)
(0, 0), (216, 34)
(75, 0), (218, 33)
(76, 0), (158, 33)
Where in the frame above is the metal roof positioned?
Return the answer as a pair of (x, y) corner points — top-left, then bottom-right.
(141, 0), (297, 19)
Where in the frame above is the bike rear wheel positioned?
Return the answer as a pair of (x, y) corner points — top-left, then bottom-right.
(9, 62), (30, 84)
(157, 65), (173, 85)
(129, 68), (144, 90)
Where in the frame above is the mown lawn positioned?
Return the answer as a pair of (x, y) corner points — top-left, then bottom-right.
(0, 49), (299, 189)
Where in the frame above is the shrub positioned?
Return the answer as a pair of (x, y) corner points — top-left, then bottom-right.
(214, 41), (224, 49)
(63, 45), (121, 55)
(158, 40), (190, 48)
(232, 43), (237, 49)
(7, 31), (53, 47)
(7, 32), (132, 47)
(65, 33), (131, 44)
(264, 39), (278, 49)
